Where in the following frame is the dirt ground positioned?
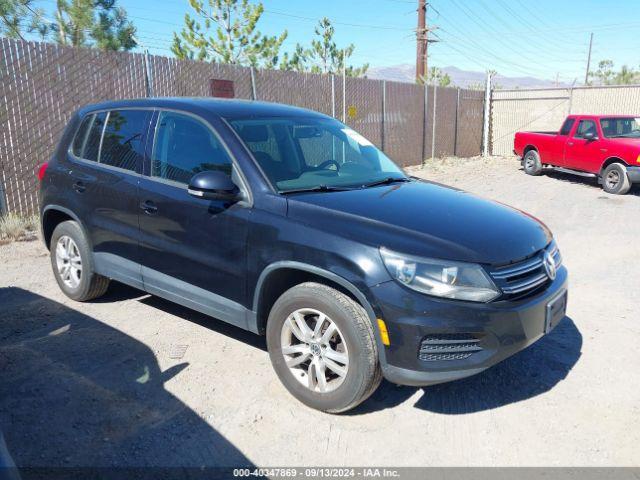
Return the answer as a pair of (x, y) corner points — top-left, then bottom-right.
(1, 155), (638, 468)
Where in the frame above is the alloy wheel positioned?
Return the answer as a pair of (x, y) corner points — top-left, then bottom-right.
(280, 308), (349, 393)
(55, 235), (82, 289)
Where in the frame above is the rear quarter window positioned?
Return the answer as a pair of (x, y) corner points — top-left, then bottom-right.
(559, 118), (575, 135)
(71, 115), (93, 157)
(83, 112), (107, 162)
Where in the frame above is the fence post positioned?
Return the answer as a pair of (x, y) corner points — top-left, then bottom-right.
(454, 87), (460, 157)
(0, 179), (7, 216)
(482, 72), (492, 157)
(331, 74), (336, 118)
(342, 68), (346, 122)
(143, 49), (153, 97)
(421, 83), (428, 164)
(431, 85), (437, 159)
(250, 67), (257, 100)
(568, 87), (574, 115)
(381, 80), (386, 151)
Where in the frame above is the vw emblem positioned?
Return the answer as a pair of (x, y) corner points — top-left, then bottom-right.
(543, 251), (557, 281)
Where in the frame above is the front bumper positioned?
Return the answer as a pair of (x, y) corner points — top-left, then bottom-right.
(626, 166), (640, 183)
(370, 266), (568, 386)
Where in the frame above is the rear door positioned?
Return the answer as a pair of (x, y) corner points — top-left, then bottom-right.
(66, 109), (151, 288)
(137, 110), (251, 328)
(564, 118), (602, 172)
(549, 117), (575, 166)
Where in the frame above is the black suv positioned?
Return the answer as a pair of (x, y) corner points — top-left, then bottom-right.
(39, 98), (568, 413)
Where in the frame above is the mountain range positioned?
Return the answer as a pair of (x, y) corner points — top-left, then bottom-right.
(367, 64), (569, 89)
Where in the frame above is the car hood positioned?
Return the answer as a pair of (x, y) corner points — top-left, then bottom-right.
(286, 180), (552, 265)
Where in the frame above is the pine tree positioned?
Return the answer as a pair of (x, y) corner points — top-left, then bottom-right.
(172, 0), (287, 68)
(280, 18), (368, 77)
(0, 0), (48, 40)
(52, 0), (137, 51)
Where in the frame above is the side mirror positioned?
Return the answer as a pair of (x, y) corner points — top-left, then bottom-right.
(583, 131), (598, 141)
(188, 170), (240, 201)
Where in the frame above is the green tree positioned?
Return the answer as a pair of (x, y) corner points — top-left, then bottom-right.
(0, 0), (48, 40)
(613, 65), (638, 85)
(172, 0), (287, 68)
(589, 60), (639, 85)
(52, 0), (136, 50)
(280, 18), (368, 77)
(422, 66), (452, 87)
(589, 59), (614, 85)
(278, 43), (308, 72)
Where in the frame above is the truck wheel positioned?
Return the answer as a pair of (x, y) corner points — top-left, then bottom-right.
(50, 220), (110, 301)
(523, 150), (543, 176)
(602, 163), (631, 195)
(266, 282), (382, 413)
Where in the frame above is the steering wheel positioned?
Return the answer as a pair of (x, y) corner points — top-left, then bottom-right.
(316, 159), (340, 171)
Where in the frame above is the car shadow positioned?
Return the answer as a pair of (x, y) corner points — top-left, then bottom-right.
(93, 281), (267, 352)
(0, 287), (255, 472)
(352, 316), (582, 415)
(526, 167), (640, 197)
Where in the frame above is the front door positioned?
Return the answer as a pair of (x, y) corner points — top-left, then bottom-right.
(564, 119), (601, 171)
(137, 110), (251, 328)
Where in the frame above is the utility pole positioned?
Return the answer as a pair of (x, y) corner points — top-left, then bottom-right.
(584, 32), (593, 85)
(415, 0), (438, 82)
(416, 0), (427, 81)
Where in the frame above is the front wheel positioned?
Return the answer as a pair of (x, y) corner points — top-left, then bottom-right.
(266, 282), (382, 413)
(523, 150), (543, 176)
(601, 163), (631, 195)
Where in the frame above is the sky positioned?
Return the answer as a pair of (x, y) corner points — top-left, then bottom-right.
(30, 0), (640, 83)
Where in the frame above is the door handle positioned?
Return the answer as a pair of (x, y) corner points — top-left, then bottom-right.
(139, 200), (158, 215)
(567, 141), (574, 146)
(72, 181), (86, 193)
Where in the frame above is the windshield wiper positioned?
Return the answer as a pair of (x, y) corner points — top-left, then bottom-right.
(279, 185), (354, 194)
(360, 177), (411, 189)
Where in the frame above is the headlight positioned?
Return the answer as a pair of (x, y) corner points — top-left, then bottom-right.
(380, 248), (500, 302)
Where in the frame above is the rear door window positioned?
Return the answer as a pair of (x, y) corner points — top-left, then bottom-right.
(100, 110), (148, 171)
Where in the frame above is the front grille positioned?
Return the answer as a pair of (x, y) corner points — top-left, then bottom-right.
(489, 243), (562, 300)
(418, 333), (483, 362)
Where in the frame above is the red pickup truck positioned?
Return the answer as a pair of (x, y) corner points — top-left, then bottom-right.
(514, 115), (640, 194)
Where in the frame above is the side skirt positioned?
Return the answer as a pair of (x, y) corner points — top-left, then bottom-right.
(94, 252), (258, 333)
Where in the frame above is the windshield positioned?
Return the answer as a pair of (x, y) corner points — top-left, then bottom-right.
(600, 117), (640, 138)
(229, 116), (406, 192)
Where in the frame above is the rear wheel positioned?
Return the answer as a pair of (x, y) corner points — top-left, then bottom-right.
(50, 221), (110, 301)
(601, 163), (631, 195)
(266, 282), (382, 413)
(523, 150), (543, 176)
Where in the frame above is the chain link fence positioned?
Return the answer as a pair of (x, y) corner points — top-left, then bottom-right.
(0, 38), (485, 215)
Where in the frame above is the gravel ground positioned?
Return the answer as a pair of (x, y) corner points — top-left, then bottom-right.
(1, 155), (638, 468)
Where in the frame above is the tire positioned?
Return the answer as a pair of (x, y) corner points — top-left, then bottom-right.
(523, 149), (543, 176)
(601, 163), (631, 195)
(266, 282), (382, 413)
(49, 220), (110, 301)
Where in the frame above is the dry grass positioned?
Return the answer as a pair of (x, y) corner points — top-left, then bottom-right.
(0, 213), (39, 244)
